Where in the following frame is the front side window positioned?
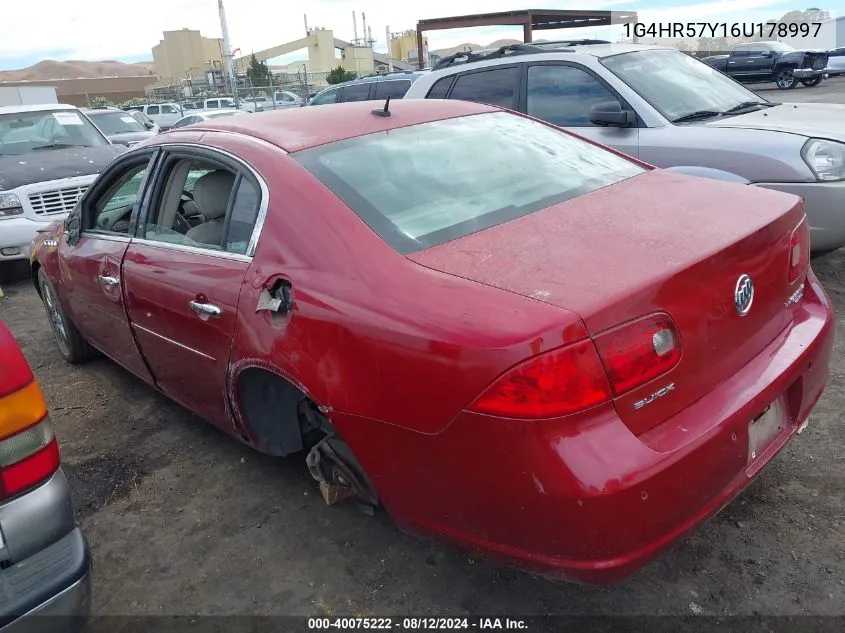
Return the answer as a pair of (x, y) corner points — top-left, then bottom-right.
(171, 116), (198, 129)
(449, 67), (520, 109)
(602, 49), (769, 122)
(0, 109), (108, 155)
(311, 89), (339, 106)
(161, 105), (179, 114)
(88, 161), (150, 235)
(294, 112), (645, 254)
(340, 83), (372, 102)
(206, 100), (219, 109)
(526, 65), (619, 127)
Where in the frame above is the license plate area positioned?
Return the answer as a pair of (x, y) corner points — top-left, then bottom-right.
(748, 397), (788, 465)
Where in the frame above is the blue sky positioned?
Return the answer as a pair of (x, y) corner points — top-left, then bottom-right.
(0, 0), (834, 71)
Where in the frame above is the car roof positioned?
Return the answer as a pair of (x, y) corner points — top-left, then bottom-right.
(0, 102), (79, 115)
(82, 107), (122, 113)
(178, 99), (497, 153)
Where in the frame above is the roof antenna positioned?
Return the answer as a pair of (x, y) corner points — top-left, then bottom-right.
(371, 96), (391, 117)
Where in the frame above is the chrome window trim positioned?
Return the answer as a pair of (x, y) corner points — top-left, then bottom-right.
(130, 237), (252, 263)
(79, 232), (132, 243)
(151, 140), (271, 258)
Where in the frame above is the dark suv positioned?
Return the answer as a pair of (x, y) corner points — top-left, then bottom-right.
(308, 71), (427, 106)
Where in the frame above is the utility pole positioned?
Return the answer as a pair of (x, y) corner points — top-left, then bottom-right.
(218, 0), (238, 106)
(385, 26), (393, 71)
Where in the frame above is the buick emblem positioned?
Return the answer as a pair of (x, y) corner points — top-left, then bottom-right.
(735, 274), (754, 316)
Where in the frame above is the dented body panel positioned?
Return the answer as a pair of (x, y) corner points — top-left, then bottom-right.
(30, 101), (835, 584)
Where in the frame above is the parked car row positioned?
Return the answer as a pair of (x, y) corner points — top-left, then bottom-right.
(703, 41), (830, 89)
(309, 42), (845, 254)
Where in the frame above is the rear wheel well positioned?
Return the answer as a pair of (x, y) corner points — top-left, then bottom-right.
(234, 367), (328, 457)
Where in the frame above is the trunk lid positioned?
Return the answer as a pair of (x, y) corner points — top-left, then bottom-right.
(409, 170), (805, 434)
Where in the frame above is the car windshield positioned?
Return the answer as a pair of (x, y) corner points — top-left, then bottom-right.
(87, 111), (146, 134)
(601, 49), (768, 122)
(0, 108), (108, 155)
(294, 111), (645, 254)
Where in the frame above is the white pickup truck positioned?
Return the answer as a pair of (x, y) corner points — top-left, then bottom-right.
(125, 103), (183, 130)
(203, 97), (261, 113)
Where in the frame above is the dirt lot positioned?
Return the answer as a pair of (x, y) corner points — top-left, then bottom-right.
(0, 244), (842, 621)
(0, 80), (844, 622)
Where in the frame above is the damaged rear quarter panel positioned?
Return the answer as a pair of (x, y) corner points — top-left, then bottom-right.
(222, 146), (588, 436)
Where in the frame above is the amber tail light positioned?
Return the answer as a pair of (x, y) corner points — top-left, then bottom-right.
(788, 217), (810, 285)
(0, 322), (61, 499)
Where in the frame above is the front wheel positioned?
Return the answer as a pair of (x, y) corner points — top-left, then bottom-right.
(38, 269), (95, 364)
(775, 67), (798, 89)
(800, 75), (823, 87)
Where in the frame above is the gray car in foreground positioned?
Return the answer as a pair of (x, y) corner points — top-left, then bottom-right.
(404, 43), (845, 252)
(0, 319), (90, 633)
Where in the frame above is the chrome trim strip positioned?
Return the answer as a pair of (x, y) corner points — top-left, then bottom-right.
(132, 323), (215, 361)
(150, 140), (272, 258)
(130, 237), (251, 263)
(80, 232), (132, 242)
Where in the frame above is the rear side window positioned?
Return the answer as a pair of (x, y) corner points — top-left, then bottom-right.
(426, 76), (455, 99)
(340, 83), (372, 102)
(526, 65), (620, 127)
(294, 112), (645, 254)
(448, 67), (520, 109)
(206, 100), (219, 108)
(146, 106), (160, 115)
(374, 80), (412, 99)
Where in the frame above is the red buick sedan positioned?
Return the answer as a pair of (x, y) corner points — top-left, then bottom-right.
(30, 100), (833, 583)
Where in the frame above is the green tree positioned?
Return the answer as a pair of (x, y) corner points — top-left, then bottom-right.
(775, 8), (831, 24)
(326, 65), (357, 85)
(246, 54), (272, 87)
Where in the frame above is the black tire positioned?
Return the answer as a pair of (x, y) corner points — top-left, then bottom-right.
(800, 76), (823, 88)
(38, 269), (95, 363)
(775, 66), (798, 89)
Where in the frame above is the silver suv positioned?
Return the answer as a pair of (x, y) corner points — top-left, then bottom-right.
(404, 43), (845, 252)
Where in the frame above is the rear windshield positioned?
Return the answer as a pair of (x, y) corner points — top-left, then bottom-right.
(87, 111), (146, 134)
(293, 111), (645, 253)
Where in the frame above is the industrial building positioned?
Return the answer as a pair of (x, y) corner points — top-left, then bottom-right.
(151, 28), (226, 87)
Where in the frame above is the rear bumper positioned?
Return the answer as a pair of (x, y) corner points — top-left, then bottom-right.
(755, 180), (845, 252)
(0, 528), (91, 633)
(337, 271), (835, 584)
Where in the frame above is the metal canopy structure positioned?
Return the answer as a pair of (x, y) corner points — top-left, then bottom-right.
(416, 9), (638, 67)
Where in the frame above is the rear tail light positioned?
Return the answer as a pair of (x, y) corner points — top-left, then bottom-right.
(468, 339), (611, 419)
(788, 217), (810, 285)
(0, 321), (60, 499)
(593, 313), (682, 396)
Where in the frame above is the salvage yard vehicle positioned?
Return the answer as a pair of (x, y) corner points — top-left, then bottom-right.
(169, 108), (248, 129)
(0, 319), (91, 631)
(404, 43), (845, 253)
(308, 71), (427, 106)
(30, 100), (833, 584)
(83, 106), (158, 146)
(0, 103), (125, 263)
(703, 41), (830, 89)
(124, 103), (183, 130)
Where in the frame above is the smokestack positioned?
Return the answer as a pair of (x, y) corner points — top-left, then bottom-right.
(362, 13), (368, 45)
(304, 13), (309, 35)
(352, 11), (358, 43)
(368, 25), (372, 46)
(218, 0), (235, 90)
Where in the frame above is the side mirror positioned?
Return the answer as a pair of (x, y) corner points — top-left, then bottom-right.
(66, 203), (81, 245)
(760, 50), (772, 57)
(144, 121), (155, 130)
(589, 101), (636, 127)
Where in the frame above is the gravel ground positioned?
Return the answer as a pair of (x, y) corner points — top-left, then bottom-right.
(0, 245), (842, 621)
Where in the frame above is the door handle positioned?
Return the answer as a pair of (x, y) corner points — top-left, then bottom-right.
(98, 275), (119, 287)
(189, 300), (222, 319)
